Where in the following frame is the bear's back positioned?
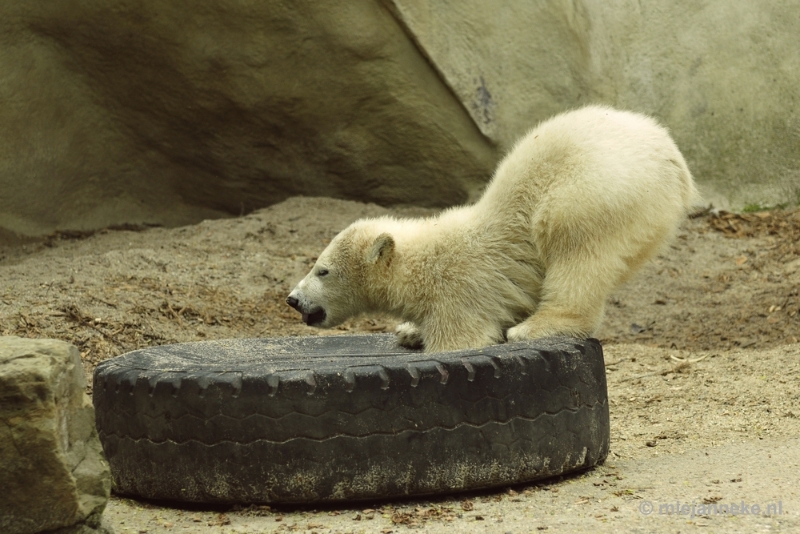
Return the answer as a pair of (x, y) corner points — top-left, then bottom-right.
(476, 105), (694, 228)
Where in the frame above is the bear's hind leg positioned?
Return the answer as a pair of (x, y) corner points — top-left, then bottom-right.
(506, 254), (620, 341)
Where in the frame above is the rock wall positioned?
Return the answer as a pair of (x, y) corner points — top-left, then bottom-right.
(0, 337), (112, 534)
(1, 1), (797, 240)
(388, 0), (800, 209)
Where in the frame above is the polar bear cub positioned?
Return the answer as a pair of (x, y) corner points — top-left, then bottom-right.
(287, 105), (698, 352)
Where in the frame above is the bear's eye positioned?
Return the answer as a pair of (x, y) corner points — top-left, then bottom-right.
(317, 268), (329, 277)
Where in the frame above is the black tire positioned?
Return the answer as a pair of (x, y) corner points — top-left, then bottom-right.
(93, 334), (609, 504)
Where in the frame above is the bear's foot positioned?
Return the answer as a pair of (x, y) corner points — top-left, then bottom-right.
(395, 322), (424, 349)
(506, 314), (594, 342)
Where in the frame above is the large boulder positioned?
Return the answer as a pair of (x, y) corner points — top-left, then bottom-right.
(0, 1), (495, 240)
(0, 337), (112, 534)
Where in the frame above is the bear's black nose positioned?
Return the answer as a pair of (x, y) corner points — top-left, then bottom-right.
(286, 296), (299, 310)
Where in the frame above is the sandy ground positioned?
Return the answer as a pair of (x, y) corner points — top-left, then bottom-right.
(2, 197), (799, 533)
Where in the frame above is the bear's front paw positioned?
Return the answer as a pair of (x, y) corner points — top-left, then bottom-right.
(395, 322), (424, 349)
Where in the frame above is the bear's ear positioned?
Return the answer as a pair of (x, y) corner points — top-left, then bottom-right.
(367, 233), (395, 265)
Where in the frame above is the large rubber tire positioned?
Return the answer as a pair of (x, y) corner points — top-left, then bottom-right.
(93, 334), (609, 504)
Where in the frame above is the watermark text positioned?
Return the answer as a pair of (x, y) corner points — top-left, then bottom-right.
(639, 499), (783, 518)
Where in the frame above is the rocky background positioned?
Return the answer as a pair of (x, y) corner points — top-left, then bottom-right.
(2, 0), (799, 240)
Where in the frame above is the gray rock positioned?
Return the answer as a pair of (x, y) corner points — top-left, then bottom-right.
(0, 337), (112, 534)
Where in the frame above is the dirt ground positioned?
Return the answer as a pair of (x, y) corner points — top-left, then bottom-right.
(2, 197), (799, 533)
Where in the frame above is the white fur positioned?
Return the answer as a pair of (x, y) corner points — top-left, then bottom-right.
(288, 105), (698, 352)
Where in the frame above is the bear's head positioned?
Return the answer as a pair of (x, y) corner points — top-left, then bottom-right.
(286, 220), (395, 328)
